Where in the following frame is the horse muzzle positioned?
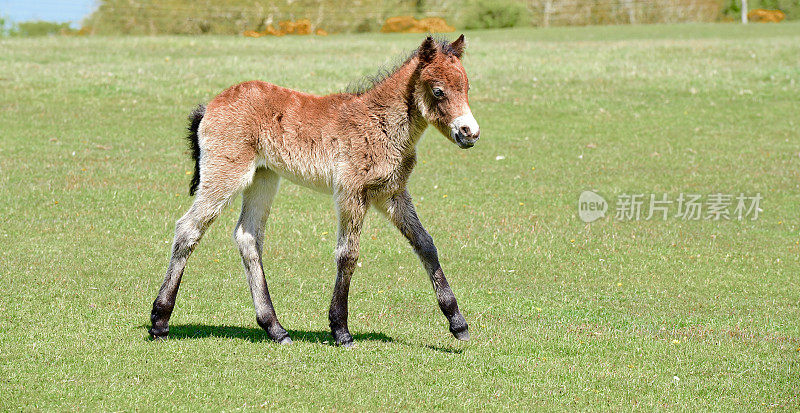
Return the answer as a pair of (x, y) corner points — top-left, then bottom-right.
(449, 111), (480, 149)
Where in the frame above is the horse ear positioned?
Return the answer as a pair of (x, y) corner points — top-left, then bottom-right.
(450, 34), (465, 58)
(419, 36), (437, 65)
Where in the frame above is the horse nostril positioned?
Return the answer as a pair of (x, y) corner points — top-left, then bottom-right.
(459, 125), (471, 136)
(473, 130), (480, 140)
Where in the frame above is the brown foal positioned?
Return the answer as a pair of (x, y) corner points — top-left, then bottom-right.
(149, 35), (480, 346)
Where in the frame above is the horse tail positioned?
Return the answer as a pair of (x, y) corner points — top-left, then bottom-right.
(186, 104), (205, 196)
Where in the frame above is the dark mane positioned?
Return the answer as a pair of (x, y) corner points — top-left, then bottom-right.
(345, 37), (459, 96)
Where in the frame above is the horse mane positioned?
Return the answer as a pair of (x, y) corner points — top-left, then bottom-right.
(345, 37), (460, 96)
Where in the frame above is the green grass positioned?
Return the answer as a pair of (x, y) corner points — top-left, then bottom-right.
(1, 23), (799, 410)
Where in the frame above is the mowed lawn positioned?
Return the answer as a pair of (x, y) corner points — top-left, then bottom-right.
(1, 23), (799, 410)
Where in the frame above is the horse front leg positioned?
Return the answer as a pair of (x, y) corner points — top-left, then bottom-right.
(379, 190), (469, 341)
(328, 195), (367, 347)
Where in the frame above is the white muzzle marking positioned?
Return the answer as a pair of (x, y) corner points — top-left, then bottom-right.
(449, 108), (479, 138)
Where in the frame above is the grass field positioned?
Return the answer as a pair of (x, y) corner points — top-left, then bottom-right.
(1, 23), (799, 410)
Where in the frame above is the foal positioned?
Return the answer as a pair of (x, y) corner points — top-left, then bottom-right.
(149, 35), (480, 347)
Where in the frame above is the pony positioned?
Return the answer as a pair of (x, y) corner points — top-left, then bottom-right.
(149, 35), (480, 346)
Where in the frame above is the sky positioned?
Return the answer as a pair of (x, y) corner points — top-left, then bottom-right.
(0, 0), (98, 26)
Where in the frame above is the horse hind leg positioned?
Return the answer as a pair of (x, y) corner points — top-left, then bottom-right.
(233, 167), (291, 344)
(149, 152), (255, 339)
(149, 190), (231, 338)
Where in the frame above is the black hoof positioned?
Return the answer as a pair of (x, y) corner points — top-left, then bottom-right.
(331, 329), (353, 347)
(148, 327), (169, 340)
(265, 327), (292, 345)
(450, 324), (470, 341)
(259, 319), (292, 345)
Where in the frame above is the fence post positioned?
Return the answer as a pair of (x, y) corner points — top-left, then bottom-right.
(543, 0), (552, 27)
(741, 0), (748, 23)
(624, 0), (636, 24)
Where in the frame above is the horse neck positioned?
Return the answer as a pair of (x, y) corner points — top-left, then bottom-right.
(361, 60), (427, 155)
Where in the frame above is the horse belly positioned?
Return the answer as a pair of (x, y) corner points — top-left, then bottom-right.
(258, 134), (335, 194)
(269, 162), (334, 194)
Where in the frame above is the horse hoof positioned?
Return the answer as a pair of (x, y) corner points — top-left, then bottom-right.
(278, 336), (293, 345)
(331, 328), (354, 347)
(339, 340), (355, 348)
(148, 328), (169, 340)
(451, 327), (470, 342)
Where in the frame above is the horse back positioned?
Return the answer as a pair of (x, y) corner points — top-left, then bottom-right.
(201, 80), (358, 192)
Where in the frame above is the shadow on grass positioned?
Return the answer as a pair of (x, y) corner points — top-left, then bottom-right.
(141, 324), (465, 353)
(421, 343), (464, 354)
(153, 323), (393, 345)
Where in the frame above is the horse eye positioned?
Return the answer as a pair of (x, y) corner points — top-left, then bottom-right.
(432, 88), (444, 98)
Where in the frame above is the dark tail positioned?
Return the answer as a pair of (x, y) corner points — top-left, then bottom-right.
(186, 104), (205, 196)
